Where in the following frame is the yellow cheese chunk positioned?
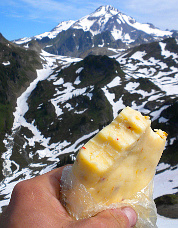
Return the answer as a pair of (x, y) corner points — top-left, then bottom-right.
(61, 107), (167, 220)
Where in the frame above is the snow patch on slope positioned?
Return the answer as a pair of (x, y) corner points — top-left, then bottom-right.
(117, 49), (178, 96)
(35, 20), (75, 40)
(159, 42), (178, 63)
(123, 14), (172, 37)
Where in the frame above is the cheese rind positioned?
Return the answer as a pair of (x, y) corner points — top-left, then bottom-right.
(61, 107), (167, 221)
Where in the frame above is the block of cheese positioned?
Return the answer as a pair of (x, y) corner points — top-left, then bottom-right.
(60, 107), (167, 222)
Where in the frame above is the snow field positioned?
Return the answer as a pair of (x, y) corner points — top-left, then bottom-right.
(0, 48), (177, 227)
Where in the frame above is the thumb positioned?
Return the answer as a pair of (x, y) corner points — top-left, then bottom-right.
(75, 207), (137, 228)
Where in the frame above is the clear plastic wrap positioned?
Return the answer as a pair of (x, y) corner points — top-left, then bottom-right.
(60, 165), (158, 228)
(60, 107), (167, 227)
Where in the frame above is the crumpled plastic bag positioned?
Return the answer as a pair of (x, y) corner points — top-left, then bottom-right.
(60, 165), (157, 228)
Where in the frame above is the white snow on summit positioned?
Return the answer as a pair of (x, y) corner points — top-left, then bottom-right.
(72, 5), (119, 35)
(71, 5), (172, 43)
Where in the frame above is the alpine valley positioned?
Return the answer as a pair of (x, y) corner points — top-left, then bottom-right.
(0, 5), (178, 226)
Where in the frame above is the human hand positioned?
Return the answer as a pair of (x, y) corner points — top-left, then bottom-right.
(0, 166), (137, 228)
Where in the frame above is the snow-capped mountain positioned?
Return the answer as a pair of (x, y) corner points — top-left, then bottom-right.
(14, 5), (175, 57)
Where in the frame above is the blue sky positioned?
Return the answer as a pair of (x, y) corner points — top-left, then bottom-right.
(1, 0), (178, 41)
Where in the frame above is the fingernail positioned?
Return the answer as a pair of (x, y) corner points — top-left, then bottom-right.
(121, 207), (137, 227)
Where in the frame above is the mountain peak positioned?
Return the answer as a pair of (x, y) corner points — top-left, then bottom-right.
(94, 5), (120, 15)
(71, 5), (121, 35)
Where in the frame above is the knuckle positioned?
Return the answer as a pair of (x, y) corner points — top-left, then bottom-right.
(12, 179), (41, 199)
(10, 180), (30, 204)
(13, 180), (28, 195)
